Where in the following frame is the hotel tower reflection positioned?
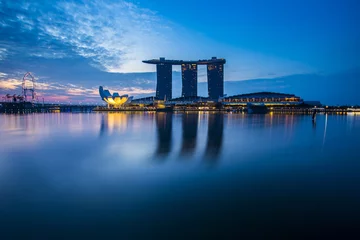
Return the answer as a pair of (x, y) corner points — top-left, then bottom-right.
(100, 112), (224, 161)
(154, 112), (224, 160)
(180, 113), (199, 156)
(155, 113), (173, 157)
(204, 114), (224, 160)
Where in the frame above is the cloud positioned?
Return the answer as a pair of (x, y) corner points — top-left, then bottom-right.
(40, 94), (70, 102)
(0, 0), (320, 103)
(103, 87), (155, 96)
(1, 0), (315, 79)
(0, 71), (155, 103)
(16, 13), (34, 31)
(0, 48), (6, 60)
(0, 78), (22, 90)
(67, 88), (95, 96)
(32, 0), (174, 73)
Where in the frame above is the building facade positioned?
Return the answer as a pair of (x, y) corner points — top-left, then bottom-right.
(143, 57), (226, 100)
(222, 92), (304, 106)
(156, 63), (172, 100)
(99, 86), (133, 107)
(207, 63), (224, 100)
(181, 64), (198, 97)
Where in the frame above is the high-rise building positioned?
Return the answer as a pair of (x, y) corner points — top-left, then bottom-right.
(207, 63), (224, 100)
(156, 63), (172, 100)
(143, 57), (226, 100)
(181, 64), (198, 97)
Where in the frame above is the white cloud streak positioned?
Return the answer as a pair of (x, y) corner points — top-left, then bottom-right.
(0, 72), (7, 77)
(0, 48), (7, 60)
(0, 78), (22, 90)
(35, 0), (174, 73)
(0, 74), (154, 100)
(3, 0), (315, 82)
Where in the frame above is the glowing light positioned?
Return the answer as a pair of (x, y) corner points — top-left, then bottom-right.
(99, 86), (132, 107)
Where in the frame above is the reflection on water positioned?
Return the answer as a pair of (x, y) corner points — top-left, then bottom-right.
(155, 113), (173, 157)
(205, 113), (224, 161)
(99, 113), (129, 137)
(98, 112), (225, 160)
(1, 113), (360, 239)
(180, 113), (198, 156)
(155, 113), (224, 160)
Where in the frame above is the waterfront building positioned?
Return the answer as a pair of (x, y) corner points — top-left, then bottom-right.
(181, 64), (198, 97)
(156, 61), (172, 100)
(207, 61), (224, 100)
(222, 92), (305, 106)
(99, 86), (133, 107)
(143, 57), (226, 100)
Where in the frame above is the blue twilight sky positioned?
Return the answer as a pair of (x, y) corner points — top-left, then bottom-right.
(0, 0), (359, 104)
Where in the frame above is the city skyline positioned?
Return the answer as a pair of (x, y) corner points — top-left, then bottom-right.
(0, 0), (359, 105)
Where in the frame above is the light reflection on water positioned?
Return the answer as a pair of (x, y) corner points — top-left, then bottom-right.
(0, 113), (359, 239)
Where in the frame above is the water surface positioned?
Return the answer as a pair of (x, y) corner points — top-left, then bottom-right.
(0, 112), (359, 239)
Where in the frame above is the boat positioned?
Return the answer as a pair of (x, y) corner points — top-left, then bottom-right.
(247, 103), (268, 114)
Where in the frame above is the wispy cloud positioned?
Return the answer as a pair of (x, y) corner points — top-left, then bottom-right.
(0, 0), (319, 102)
(1, 0), (315, 79)
(0, 72), (155, 103)
(104, 87), (155, 96)
(0, 78), (22, 90)
(33, 0), (173, 73)
(0, 48), (7, 60)
(16, 13), (34, 31)
(66, 86), (154, 97)
(66, 88), (96, 96)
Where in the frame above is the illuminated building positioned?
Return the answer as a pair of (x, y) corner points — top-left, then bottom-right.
(222, 92), (305, 106)
(181, 64), (197, 97)
(207, 61), (224, 99)
(156, 62), (172, 100)
(143, 57), (226, 100)
(99, 86), (133, 107)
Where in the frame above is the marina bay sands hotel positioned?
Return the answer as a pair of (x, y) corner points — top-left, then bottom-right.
(143, 57), (226, 100)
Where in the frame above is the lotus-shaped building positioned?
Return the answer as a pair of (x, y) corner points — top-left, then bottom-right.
(99, 86), (133, 107)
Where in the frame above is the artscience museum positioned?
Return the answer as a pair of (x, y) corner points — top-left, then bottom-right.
(99, 86), (133, 107)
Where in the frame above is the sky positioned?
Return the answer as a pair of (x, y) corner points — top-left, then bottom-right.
(0, 0), (359, 104)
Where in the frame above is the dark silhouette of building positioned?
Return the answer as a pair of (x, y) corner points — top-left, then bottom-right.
(156, 61), (172, 100)
(205, 113), (224, 160)
(207, 61), (224, 100)
(180, 113), (198, 156)
(143, 57), (226, 100)
(155, 113), (173, 157)
(181, 64), (198, 97)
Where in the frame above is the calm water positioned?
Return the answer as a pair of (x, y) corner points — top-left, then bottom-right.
(0, 112), (359, 239)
